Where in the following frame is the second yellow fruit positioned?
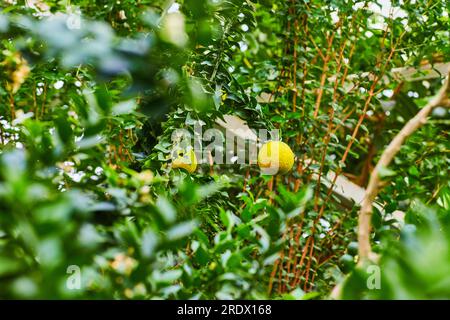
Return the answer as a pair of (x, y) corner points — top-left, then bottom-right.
(172, 149), (197, 173)
(257, 141), (294, 175)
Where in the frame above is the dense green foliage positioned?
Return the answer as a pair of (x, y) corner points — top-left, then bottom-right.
(0, 0), (449, 299)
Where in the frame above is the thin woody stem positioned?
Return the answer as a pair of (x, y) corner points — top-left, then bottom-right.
(358, 74), (450, 262)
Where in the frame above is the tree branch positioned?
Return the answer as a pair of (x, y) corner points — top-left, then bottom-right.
(358, 72), (450, 263)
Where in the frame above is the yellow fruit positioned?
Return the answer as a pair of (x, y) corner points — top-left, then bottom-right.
(257, 141), (294, 175)
(172, 148), (197, 173)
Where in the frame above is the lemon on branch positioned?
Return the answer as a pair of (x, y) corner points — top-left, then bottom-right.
(257, 141), (294, 175)
(172, 147), (197, 173)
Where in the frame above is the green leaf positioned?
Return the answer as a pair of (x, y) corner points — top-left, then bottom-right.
(112, 100), (136, 115)
(377, 165), (396, 178)
(166, 221), (197, 241)
(156, 197), (177, 224)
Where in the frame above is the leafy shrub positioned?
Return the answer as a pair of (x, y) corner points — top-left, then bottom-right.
(0, 0), (449, 299)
